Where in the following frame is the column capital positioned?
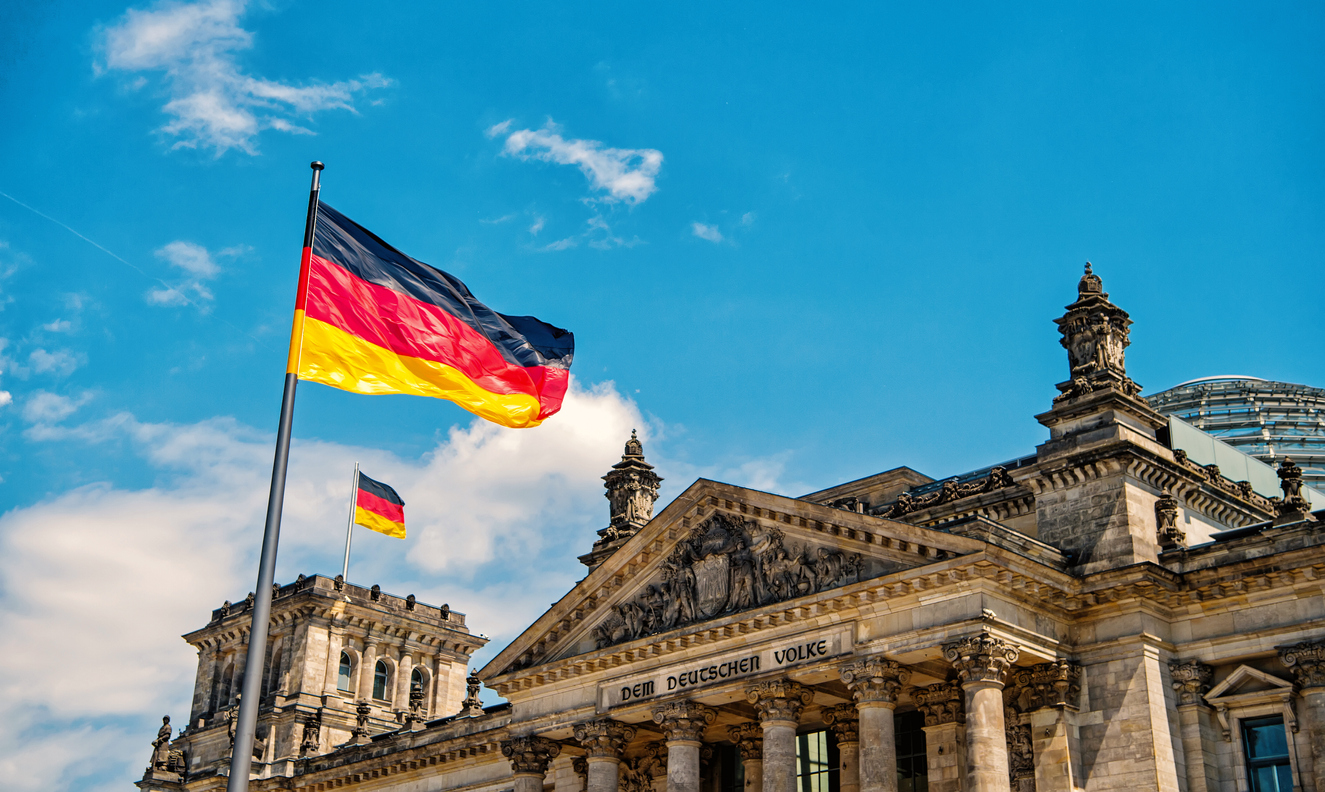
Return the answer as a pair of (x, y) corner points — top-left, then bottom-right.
(747, 679), (813, 724)
(1279, 640), (1325, 689)
(1167, 660), (1214, 706)
(726, 722), (763, 759)
(910, 682), (964, 726)
(820, 703), (859, 743)
(652, 700), (716, 743)
(943, 633), (1019, 687)
(839, 657), (910, 705)
(501, 736), (561, 775)
(574, 718), (636, 759)
(1010, 660), (1083, 710)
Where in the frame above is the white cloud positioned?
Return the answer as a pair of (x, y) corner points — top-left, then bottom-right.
(28, 348), (82, 377)
(529, 216), (545, 235)
(489, 119), (663, 204)
(99, 0), (390, 155)
(741, 212), (756, 226)
(691, 222), (723, 243)
(146, 240), (239, 308)
(0, 391), (11, 407)
(22, 391), (95, 424)
(156, 239), (217, 278)
(41, 319), (73, 333)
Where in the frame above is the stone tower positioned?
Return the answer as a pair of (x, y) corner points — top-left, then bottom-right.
(580, 430), (662, 568)
(142, 575), (487, 788)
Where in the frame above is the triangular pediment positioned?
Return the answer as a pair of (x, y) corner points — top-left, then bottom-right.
(1206, 665), (1294, 700)
(480, 478), (988, 686)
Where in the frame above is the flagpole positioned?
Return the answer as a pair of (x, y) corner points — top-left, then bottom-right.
(226, 161), (323, 792)
(342, 462), (359, 579)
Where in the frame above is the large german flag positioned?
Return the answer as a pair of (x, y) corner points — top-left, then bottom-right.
(290, 202), (574, 428)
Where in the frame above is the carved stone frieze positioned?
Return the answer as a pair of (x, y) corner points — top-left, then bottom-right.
(501, 736), (561, 775)
(748, 679), (814, 723)
(1168, 661), (1213, 705)
(727, 722), (763, 759)
(620, 745), (665, 792)
(876, 466), (1016, 518)
(1006, 722), (1035, 786)
(1155, 491), (1186, 551)
(820, 703), (859, 743)
(840, 658), (911, 705)
(574, 718), (637, 758)
(1280, 640), (1325, 689)
(592, 513), (863, 649)
(911, 682), (965, 726)
(652, 700), (716, 742)
(944, 633), (1019, 686)
(1009, 660), (1082, 711)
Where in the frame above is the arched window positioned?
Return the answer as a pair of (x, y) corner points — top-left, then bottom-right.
(372, 660), (389, 700)
(411, 667), (424, 688)
(337, 652), (352, 692)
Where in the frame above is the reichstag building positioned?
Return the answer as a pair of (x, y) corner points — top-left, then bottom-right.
(139, 266), (1325, 792)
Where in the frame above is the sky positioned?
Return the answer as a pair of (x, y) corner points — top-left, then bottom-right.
(0, 1), (1322, 789)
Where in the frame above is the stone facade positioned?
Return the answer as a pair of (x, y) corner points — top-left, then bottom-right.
(140, 266), (1325, 792)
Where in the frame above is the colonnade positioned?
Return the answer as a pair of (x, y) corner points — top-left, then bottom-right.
(501, 633), (1055, 792)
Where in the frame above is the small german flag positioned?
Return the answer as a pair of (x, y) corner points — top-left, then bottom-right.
(354, 473), (406, 539)
(291, 202), (574, 429)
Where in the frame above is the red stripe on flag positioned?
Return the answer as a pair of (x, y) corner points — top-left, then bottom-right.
(357, 488), (404, 524)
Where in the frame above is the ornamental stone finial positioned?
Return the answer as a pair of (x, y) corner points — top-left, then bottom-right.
(727, 722), (763, 760)
(910, 682), (964, 726)
(1276, 459), (1313, 516)
(943, 633), (1019, 687)
(1155, 491), (1185, 551)
(840, 657), (911, 705)
(1051, 262), (1143, 403)
(1079, 262), (1103, 296)
(747, 679), (814, 723)
(1280, 640), (1325, 689)
(652, 700), (716, 742)
(501, 736), (562, 775)
(574, 718), (637, 758)
(820, 703), (860, 743)
(1168, 660), (1214, 705)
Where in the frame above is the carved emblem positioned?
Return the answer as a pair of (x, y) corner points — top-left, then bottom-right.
(590, 514), (863, 650)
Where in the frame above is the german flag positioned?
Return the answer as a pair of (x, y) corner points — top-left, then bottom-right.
(290, 202), (574, 428)
(355, 473), (406, 539)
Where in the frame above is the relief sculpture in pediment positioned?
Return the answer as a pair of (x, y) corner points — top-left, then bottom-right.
(592, 514), (863, 649)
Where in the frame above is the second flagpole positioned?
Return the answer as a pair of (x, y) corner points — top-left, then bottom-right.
(225, 161), (323, 792)
(342, 462), (360, 579)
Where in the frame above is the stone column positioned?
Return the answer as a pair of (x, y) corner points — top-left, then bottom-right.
(841, 658), (910, 792)
(231, 644), (248, 706)
(653, 701), (716, 792)
(358, 640), (379, 700)
(1168, 660), (1218, 792)
(912, 683), (966, 792)
(1281, 641), (1325, 791)
(396, 652), (414, 710)
(322, 628), (345, 695)
(822, 704), (861, 792)
(748, 679), (813, 792)
(944, 633), (1019, 792)
(503, 737), (561, 792)
(575, 718), (637, 792)
(728, 723), (764, 792)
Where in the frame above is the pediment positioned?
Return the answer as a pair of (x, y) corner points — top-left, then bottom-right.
(480, 478), (988, 686)
(1206, 664), (1294, 701)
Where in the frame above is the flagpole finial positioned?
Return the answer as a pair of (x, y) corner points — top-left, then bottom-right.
(310, 161), (325, 171)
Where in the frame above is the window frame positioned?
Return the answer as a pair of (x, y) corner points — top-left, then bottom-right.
(372, 660), (391, 701)
(337, 651), (354, 693)
(1240, 715), (1294, 792)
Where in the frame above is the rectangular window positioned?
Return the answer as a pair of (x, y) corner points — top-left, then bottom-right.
(895, 710), (929, 792)
(1242, 715), (1293, 792)
(796, 731), (839, 792)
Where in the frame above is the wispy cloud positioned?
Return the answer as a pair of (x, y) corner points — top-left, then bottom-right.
(28, 349), (82, 377)
(539, 215), (643, 253)
(21, 390), (94, 425)
(691, 222), (723, 243)
(145, 240), (240, 309)
(488, 119), (663, 204)
(99, 0), (391, 155)
(529, 216), (545, 236)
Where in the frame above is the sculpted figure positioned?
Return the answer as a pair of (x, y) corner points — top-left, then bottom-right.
(151, 716), (172, 768)
(728, 539), (756, 611)
(815, 547), (844, 586)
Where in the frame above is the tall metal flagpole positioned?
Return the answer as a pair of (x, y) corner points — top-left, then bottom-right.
(226, 161), (324, 792)
(342, 462), (360, 579)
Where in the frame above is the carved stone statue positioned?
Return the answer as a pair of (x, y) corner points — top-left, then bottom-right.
(1155, 491), (1185, 551)
(150, 716), (172, 769)
(589, 431), (664, 561)
(1276, 458), (1313, 515)
(460, 669), (483, 716)
(1052, 264), (1142, 403)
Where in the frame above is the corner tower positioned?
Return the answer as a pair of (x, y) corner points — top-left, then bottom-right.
(581, 430), (662, 569)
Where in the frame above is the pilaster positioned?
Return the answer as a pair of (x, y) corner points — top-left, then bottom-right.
(1168, 661), (1219, 792)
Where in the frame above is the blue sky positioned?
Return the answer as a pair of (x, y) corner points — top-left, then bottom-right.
(0, 2), (1322, 789)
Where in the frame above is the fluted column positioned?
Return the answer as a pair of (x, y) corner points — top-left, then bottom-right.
(1281, 640), (1325, 792)
(748, 680), (813, 792)
(841, 658), (909, 792)
(575, 718), (637, 792)
(944, 634), (1018, 792)
(912, 683), (966, 792)
(503, 736), (561, 792)
(728, 723), (764, 792)
(822, 704), (861, 792)
(653, 701), (716, 792)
